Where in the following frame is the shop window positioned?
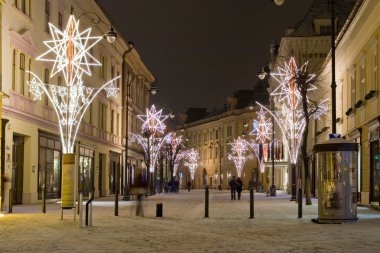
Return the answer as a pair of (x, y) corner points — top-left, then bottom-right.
(79, 147), (94, 197)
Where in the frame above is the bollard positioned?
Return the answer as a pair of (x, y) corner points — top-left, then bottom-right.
(8, 188), (12, 213)
(114, 189), (119, 216)
(204, 186), (209, 218)
(249, 187), (254, 219)
(298, 188), (302, 218)
(79, 190), (83, 228)
(156, 202), (163, 217)
(42, 188), (46, 213)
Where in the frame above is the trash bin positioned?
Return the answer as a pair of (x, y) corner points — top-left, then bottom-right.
(156, 202), (163, 217)
(314, 138), (359, 223)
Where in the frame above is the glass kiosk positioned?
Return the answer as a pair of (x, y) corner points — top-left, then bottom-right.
(314, 138), (359, 223)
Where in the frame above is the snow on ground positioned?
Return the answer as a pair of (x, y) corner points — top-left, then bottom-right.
(1, 190), (380, 253)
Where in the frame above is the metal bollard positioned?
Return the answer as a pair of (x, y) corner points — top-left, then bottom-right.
(156, 202), (163, 217)
(204, 186), (209, 218)
(42, 188), (46, 213)
(79, 190), (83, 228)
(8, 188), (12, 213)
(114, 189), (119, 216)
(298, 188), (302, 218)
(249, 187), (254, 219)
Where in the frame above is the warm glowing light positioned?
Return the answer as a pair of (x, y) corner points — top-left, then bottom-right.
(138, 105), (169, 136)
(185, 148), (199, 180)
(228, 137), (250, 177)
(28, 15), (119, 154)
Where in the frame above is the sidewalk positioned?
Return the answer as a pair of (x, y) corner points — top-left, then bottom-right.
(1, 190), (380, 253)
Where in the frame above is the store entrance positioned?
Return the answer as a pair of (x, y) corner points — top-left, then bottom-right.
(12, 135), (24, 204)
(370, 140), (380, 203)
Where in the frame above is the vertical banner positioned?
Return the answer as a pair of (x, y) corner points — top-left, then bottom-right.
(62, 153), (76, 209)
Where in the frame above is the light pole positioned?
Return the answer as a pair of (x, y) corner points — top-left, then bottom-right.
(123, 72), (157, 201)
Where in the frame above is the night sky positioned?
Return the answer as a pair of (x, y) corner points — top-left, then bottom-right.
(97, 0), (314, 113)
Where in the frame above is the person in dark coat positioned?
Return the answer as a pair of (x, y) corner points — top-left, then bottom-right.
(236, 177), (243, 200)
(132, 169), (147, 217)
(229, 176), (237, 200)
(187, 181), (192, 192)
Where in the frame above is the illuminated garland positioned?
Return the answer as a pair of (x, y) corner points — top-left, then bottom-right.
(228, 137), (250, 177)
(184, 148), (200, 180)
(28, 15), (119, 153)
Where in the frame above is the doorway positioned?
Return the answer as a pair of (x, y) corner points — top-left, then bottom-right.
(370, 140), (380, 203)
(12, 136), (24, 204)
(109, 152), (120, 195)
(98, 153), (105, 197)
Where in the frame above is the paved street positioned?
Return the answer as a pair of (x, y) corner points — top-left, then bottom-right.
(1, 190), (380, 253)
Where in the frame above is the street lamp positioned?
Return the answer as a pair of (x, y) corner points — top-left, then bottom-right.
(77, 12), (118, 44)
(123, 73), (157, 201)
(209, 139), (224, 190)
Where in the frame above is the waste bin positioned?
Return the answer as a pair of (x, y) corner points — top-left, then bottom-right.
(314, 138), (359, 223)
(156, 202), (163, 217)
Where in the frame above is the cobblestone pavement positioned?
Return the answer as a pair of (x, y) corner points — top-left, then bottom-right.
(1, 190), (380, 253)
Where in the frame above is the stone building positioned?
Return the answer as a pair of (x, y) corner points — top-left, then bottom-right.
(0, 0), (154, 208)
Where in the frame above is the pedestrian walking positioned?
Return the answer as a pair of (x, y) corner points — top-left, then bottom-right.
(236, 177), (243, 200)
(131, 169), (147, 217)
(187, 180), (192, 192)
(229, 176), (237, 200)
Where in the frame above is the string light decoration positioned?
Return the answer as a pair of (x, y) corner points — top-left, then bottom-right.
(28, 15), (119, 154)
(248, 107), (273, 174)
(173, 150), (190, 177)
(184, 148), (200, 180)
(138, 105), (169, 136)
(257, 56), (328, 165)
(131, 105), (171, 173)
(164, 132), (186, 177)
(228, 137), (250, 177)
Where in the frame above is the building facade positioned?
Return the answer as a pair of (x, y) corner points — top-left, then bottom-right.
(0, 0), (153, 208)
(319, 0), (380, 207)
(178, 91), (288, 191)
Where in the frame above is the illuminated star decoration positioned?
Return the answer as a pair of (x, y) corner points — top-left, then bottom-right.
(184, 148), (200, 180)
(138, 105), (169, 136)
(173, 150), (190, 177)
(256, 57), (327, 165)
(228, 137), (250, 177)
(248, 107), (273, 173)
(28, 15), (120, 153)
(37, 15), (102, 86)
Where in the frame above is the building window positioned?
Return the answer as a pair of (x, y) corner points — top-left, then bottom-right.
(216, 130), (219, 139)
(116, 71), (120, 88)
(12, 49), (16, 91)
(19, 53), (25, 95)
(58, 12), (63, 30)
(372, 41), (378, 91)
(45, 0), (50, 34)
(350, 66), (356, 108)
(38, 134), (62, 200)
(28, 58), (32, 97)
(116, 113), (120, 136)
(100, 55), (107, 79)
(79, 147), (95, 197)
(210, 130), (213, 141)
(320, 25), (332, 35)
(70, 5), (74, 15)
(21, 0), (26, 14)
(99, 103), (107, 130)
(44, 68), (49, 106)
(111, 110), (115, 134)
(360, 54), (366, 100)
(89, 104), (93, 125)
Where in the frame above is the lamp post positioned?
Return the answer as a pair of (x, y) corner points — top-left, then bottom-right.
(123, 72), (157, 201)
(77, 12), (118, 44)
(28, 15), (120, 216)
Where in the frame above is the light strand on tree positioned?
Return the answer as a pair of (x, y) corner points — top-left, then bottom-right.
(228, 137), (250, 177)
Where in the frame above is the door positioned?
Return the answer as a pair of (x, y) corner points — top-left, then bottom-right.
(370, 140), (380, 203)
(12, 136), (24, 204)
(109, 152), (120, 195)
(98, 153), (104, 197)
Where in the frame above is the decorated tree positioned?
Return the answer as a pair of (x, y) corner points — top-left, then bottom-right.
(228, 137), (250, 178)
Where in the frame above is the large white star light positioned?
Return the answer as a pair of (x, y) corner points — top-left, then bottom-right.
(138, 105), (169, 135)
(185, 148), (200, 180)
(270, 57), (316, 110)
(250, 107), (272, 143)
(37, 15), (102, 86)
(228, 137), (250, 177)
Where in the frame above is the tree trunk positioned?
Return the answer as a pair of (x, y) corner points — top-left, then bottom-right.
(301, 88), (312, 205)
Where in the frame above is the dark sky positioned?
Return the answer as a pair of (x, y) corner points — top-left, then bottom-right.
(97, 0), (314, 113)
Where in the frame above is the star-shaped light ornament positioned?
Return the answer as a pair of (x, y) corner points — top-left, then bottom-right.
(138, 105), (169, 135)
(270, 57), (316, 110)
(37, 15), (102, 86)
(104, 82), (119, 98)
(185, 148), (200, 180)
(28, 78), (43, 101)
(250, 107), (273, 144)
(228, 137), (250, 177)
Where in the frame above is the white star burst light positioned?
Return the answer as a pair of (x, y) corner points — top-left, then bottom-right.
(228, 137), (250, 177)
(184, 148), (199, 180)
(138, 105), (169, 136)
(28, 15), (120, 153)
(173, 150), (190, 177)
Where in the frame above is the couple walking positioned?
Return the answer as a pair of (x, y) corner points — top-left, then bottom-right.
(229, 175), (243, 200)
